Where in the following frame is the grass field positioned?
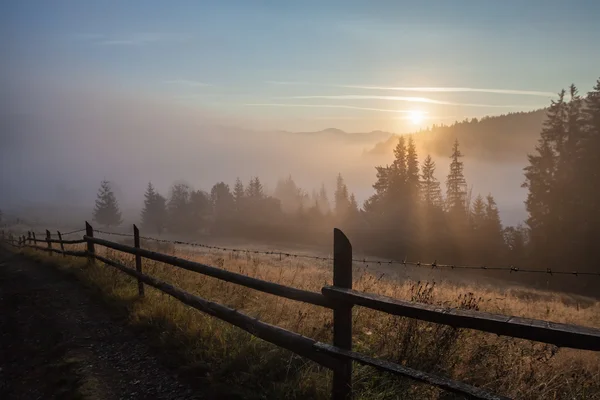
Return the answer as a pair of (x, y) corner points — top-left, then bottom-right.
(17, 238), (600, 399)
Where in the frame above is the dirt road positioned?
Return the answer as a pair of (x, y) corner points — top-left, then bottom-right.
(0, 249), (206, 400)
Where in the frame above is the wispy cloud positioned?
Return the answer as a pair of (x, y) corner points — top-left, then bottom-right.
(245, 103), (416, 113)
(339, 85), (557, 97)
(164, 80), (213, 87)
(266, 81), (556, 97)
(284, 95), (537, 108)
(87, 33), (187, 46)
(265, 81), (309, 86)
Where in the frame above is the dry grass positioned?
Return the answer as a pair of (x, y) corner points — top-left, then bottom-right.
(19, 240), (600, 399)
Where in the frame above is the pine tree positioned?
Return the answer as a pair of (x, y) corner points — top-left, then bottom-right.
(420, 155), (443, 208)
(233, 178), (245, 212)
(470, 195), (486, 232)
(446, 139), (467, 216)
(392, 136), (407, 180)
(168, 183), (191, 233)
(317, 183), (331, 214)
(141, 182), (167, 234)
(483, 194), (504, 252)
(93, 180), (122, 227)
(580, 78), (600, 259)
(334, 173), (350, 220)
(406, 136), (420, 199)
(246, 177), (265, 199)
(210, 182), (235, 219)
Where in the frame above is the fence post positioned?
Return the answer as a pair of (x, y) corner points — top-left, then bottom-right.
(57, 231), (66, 257)
(85, 222), (95, 264)
(32, 231), (37, 246)
(332, 228), (353, 400)
(133, 224), (144, 297)
(46, 230), (52, 255)
(28, 231), (32, 245)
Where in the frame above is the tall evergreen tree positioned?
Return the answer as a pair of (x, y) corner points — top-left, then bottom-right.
(210, 182), (235, 219)
(317, 183), (331, 214)
(420, 155), (443, 208)
(580, 79), (600, 259)
(168, 183), (192, 233)
(446, 139), (468, 216)
(406, 136), (420, 199)
(483, 194), (504, 255)
(233, 178), (245, 212)
(334, 173), (351, 220)
(470, 195), (486, 232)
(93, 180), (122, 227)
(141, 182), (167, 234)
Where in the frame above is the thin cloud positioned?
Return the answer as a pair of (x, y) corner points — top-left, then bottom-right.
(245, 103), (416, 113)
(340, 85), (557, 97)
(96, 33), (185, 46)
(265, 81), (309, 86)
(265, 81), (556, 97)
(284, 95), (537, 108)
(164, 80), (213, 87)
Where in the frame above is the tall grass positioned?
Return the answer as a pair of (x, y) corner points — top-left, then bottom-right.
(21, 240), (600, 399)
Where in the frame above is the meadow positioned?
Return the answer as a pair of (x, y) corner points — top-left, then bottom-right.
(20, 238), (600, 399)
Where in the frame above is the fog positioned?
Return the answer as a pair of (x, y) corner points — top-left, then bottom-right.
(1, 81), (529, 227)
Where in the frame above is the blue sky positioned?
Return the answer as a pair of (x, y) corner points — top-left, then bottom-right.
(3, 0), (600, 132)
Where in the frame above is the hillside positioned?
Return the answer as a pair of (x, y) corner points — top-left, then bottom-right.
(365, 109), (547, 161)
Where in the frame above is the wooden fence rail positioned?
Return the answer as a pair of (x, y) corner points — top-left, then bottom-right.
(3, 222), (600, 400)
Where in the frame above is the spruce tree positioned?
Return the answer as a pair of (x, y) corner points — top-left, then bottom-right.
(317, 183), (331, 214)
(334, 173), (350, 220)
(141, 182), (167, 234)
(446, 139), (467, 216)
(168, 183), (191, 233)
(420, 155), (442, 208)
(93, 180), (123, 227)
(483, 194), (504, 254)
(233, 178), (245, 212)
(470, 195), (486, 232)
(406, 136), (420, 199)
(210, 182), (235, 219)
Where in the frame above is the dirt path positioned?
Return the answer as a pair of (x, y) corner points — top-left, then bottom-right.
(0, 249), (205, 400)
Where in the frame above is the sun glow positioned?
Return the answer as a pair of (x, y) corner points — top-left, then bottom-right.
(409, 110), (425, 125)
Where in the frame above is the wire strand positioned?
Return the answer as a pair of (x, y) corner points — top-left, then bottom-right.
(91, 229), (600, 277)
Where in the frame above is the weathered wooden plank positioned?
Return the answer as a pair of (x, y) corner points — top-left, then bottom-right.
(332, 228), (353, 400)
(46, 230), (52, 256)
(322, 287), (600, 351)
(85, 222), (95, 264)
(44, 238), (86, 245)
(93, 254), (337, 369)
(85, 236), (334, 309)
(133, 225), (144, 297)
(314, 342), (511, 400)
(56, 231), (66, 257)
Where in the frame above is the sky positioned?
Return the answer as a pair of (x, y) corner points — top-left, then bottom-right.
(3, 0), (600, 133)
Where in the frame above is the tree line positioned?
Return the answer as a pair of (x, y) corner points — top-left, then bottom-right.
(92, 140), (520, 265)
(91, 76), (600, 279)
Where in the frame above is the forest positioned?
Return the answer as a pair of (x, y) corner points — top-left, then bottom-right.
(90, 78), (600, 279)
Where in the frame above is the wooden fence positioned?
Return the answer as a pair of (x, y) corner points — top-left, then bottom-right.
(2, 224), (600, 400)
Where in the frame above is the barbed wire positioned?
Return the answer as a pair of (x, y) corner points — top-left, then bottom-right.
(91, 229), (600, 277)
(61, 228), (86, 236)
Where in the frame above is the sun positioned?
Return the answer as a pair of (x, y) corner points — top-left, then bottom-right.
(409, 110), (425, 125)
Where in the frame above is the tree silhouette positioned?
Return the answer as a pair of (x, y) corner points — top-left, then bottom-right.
(420, 155), (443, 209)
(93, 180), (122, 228)
(141, 182), (167, 234)
(446, 139), (467, 216)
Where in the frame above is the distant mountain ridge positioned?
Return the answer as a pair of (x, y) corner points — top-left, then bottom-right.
(282, 128), (393, 145)
(365, 109), (548, 161)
